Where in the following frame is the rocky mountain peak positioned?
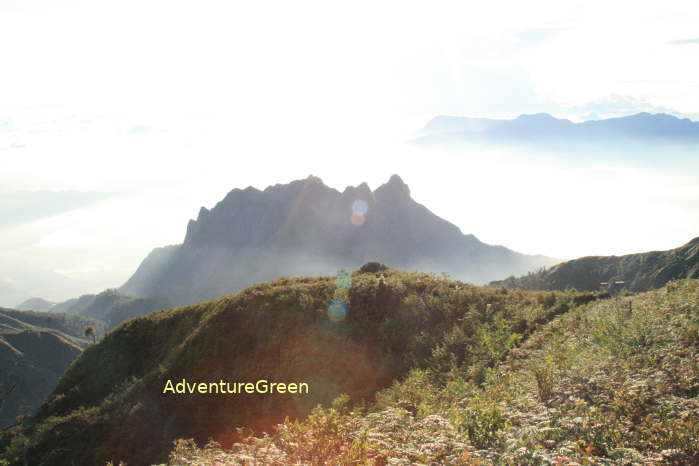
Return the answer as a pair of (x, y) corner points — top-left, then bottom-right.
(122, 175), (556, 305)
(375, 174), (410, 201)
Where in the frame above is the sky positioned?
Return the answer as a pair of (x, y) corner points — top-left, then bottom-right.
(1, 0), (699, 304)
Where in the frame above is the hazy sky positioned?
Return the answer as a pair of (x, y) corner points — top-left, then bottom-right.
(2, 0), (699, 303)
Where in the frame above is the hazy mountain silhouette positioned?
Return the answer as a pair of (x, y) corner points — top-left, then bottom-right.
(0, 260), (79, 309)
(48, 289), (169, 330)
(121, 175), (557, 306)
(15, 298), (55, 313)
(490, 236), (699, 292)
(417, 112), (699, 146)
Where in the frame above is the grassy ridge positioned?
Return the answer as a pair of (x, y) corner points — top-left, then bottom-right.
(0, 268), (587, 466)
(0, 308), (103, 428)
(491, 236), (699, 292)
(164, 279), (699, 465)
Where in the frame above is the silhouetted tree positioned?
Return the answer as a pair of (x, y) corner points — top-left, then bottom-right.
(85, 326), (96, 344)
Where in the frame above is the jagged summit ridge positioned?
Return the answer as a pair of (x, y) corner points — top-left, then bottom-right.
(122, 175), (556, 305)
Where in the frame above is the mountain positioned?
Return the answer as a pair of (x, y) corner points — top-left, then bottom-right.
(121, 175), (557, 306)
(417, 112), (699, 147)
(490, 236), (699, 292)
(15, 298), (55, 313)
(48, 289), (169, 329)
(0, 267), (593, 465)
(0, 308), (103, 428)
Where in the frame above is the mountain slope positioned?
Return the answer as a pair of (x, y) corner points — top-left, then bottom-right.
(490, 236), (699, 292)
(164, 279), (699, 465)
(0, 267), (590, 465)
(122, 175), (557, 306)
(0, 308), (101, 427)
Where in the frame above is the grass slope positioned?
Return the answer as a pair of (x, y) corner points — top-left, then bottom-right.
(491, 236), (699, 293)
(0, 308), (101, 428)
(0, 268), (592, 466)
(164, 279), (699, 465)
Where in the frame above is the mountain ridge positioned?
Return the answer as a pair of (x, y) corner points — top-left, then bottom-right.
(121, 175), (557, 306)
(418, 112), (699, 146)
(0, 308), (102, 427)
(490, 235), (699, 292)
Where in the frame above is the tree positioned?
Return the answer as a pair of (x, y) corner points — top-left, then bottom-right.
(85, 326), (96, 344)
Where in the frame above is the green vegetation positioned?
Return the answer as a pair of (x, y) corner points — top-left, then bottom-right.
(0, 287), (169, 428)
(0, 268), (586, 466)
(0, 308), (104, 343)
(491, 236), (699, 293)
(158, 279), (699, 465)
(0, 308), (101, 427)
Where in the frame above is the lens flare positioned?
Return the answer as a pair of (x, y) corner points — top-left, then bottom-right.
(327, 298), (347, 322)
(352, 199), (369, 215)
(350, 213), (365, 226)
(335, 270), (352, 289)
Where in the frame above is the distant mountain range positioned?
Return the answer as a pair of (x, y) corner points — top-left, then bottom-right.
(47, 289), (168, 330)
(0, 260), (80, 309)
(417, 112), (699, 146)
(490, 236), (699, 292)
(121, 175), (558, 306)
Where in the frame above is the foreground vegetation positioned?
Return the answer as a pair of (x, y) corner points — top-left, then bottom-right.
(0, 267), (589, 465)
(161, 279), (699, 465)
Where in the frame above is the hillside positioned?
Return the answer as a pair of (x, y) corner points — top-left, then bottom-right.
(0, 308), (101, 428)
(49, 289), (170, 329)
(0, 266), (591, 465)
(162, 279), (699, 465)
(490, 236), (699, 292)
(121, 175), (557, 306)
(0, 308), (104, 342)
